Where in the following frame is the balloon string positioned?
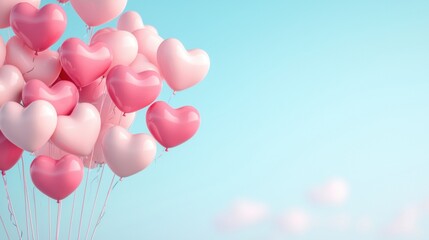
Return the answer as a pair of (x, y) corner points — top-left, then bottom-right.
(1, 173), (21, 239)
(77, 151), (95, 240)
(0, 213), (11, 240)
(48, 199), (51, 240)
(33, 188), (39, 240)
(21, 158), (30, 240)
(167, 91), (176, 104)
(67, 193), (76, 240)
(55, 201), (61, 240)
(21, 158), (36, 240)
(90, 174), (116, 240)
(84, 165), (105, 240)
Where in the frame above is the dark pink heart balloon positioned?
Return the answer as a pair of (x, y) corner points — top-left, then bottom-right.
(30, 154), (83, 201)
(22, 79), (79, 115)
(107, 65), (162, 113)
(59, 38), (112, 88)
(10, 3), (67, 52)
(146, 101), (200, 149)
(0, 131), (23, 174)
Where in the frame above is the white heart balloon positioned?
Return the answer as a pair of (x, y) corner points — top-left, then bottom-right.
(51, 103), (101, 156)
(0, 100), (57, 152)
(0, 65), (25, 107)
(102, 126), (156, 178)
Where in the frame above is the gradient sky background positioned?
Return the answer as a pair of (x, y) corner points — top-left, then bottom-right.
(1, 0), (429, 239)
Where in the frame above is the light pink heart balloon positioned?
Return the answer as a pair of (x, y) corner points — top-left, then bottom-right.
(0, 0), (40, 29)
(70, 0), (127, 27)
(157, 38), (210, 91)
(0, 65), (25, 107)
(22, 79), (79, 115)
(30, 154), (83, 201)
(0, 36), (5, 66)
(102, 126), (156, 178)
(0, 100), (57, 152)
(90, 123), (114, 166)
(129, 54), (159, 73)
(59, 38), (112, 88)
(51, 103), (101, 156)
(133, 28), (163, 67)
(107, 66), (162, 113)
(117, 11), (144, 33)
(10, 3), (67, 52)
(35, 141), (69, 159)
(91, 29), (138, 69)
(146, 101), (200, 150)
(5, 36), (61, 86)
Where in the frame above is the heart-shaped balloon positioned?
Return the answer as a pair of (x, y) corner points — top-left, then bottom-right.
(78, 77), (106, 103)
(0, 36), (5, 66)
(59, 38), (112, 88)
(117, 11), (144, 33)
(0, 65), (25, 107)
(102, 126), (156, 178)
(107, 66), (162, 113)
(92, 94), (136, 127)
(91, 29), (138, 69)
(70, 0), (127, 27)
(157, 38), (210, 91)
(5, 36), (61, 86)
(10, 3), (67, 52)
(133, 28), (163, 67)
(22, 79), (79, 115)
(0, 130), (23, 173)
(30, 154), (83, 201)
(0, 0), (40, 28)
(0, 100), (57, 152)
(129, 54), (159, 73)
(146, 101), (200, 149)
(51, 103), (101, 156)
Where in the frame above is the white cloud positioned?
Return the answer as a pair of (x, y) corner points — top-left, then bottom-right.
(383, 206), (421, 237)
(308, 178), (349, 206)
(215, 199), (268, 231)
(277, 208), (311, 234)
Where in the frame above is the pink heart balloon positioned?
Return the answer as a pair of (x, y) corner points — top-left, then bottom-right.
(78, 77), (106, 103)
(22, 79), (79, 115)
(102, 126), (156, 178)
(51, 103), (101, 156)
(0, 36), (5, 66)
(91, 29), (138, 69)
(59, 38), (112, 88)
(157, 38), (210, 91)
(0, 65), (25, 107)
(0, 130), (23, 173)
(107, 66), (162, 113)
(70, 0), (127, 27)
(5, 36), (61, 86)
(133, 28), (163, 66)
(146, 101), (200, 150)
(35, 141), (68, 159)
(129, 53), (159, 74)
(0, 0), (40, 29)
(0, 100), (57, 152)
(30, 154), (83, 201)
(117, 11), (144, 33)
(10, 3), (67, 52)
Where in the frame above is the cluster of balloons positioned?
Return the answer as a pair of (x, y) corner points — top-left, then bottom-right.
(0, 0), (210, 202)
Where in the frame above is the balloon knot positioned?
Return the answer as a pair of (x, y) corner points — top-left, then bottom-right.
(165, 148), (169, 152)
(173, 91), (177, 95)
(123, 113), (126, 117)
(1, 171), (5, 176)
(57, 200), (60, 204)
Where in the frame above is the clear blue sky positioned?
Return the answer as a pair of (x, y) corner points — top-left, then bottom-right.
(1, 0), (429, 239)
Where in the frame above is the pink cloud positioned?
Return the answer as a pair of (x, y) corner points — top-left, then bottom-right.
(215, 199), (268, 231)
(383, 206), (421, 237)
(277, 208), (311, 234)
(308, 178), (349, 206)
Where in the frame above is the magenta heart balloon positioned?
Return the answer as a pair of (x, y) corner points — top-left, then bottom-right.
(59, 38), (112, 88)
(146, 101), (200, 149)
(22, 79), (79, 115)
(30, 154), (83, 201)
(10, 3), (67, 52)
(0, 131), (23, 174)
(107, 66), (162, 113)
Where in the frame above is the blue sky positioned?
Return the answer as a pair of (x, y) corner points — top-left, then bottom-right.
(1, 0), (429, 239)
